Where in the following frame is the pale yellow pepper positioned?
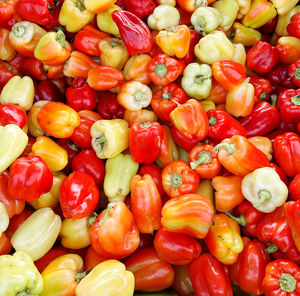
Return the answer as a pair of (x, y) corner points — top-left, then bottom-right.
(232, 43), (247, 65)
(213, 0), (239, 31)
(270, 0), (298, 16)
(200, 100), (216, 111)
(236, 0), (252, 19)
(196, 179), (215, 212)
(276, 5), (300, 36)
(28, 100), (48, 137)
(97, 5), (121, 36)
(0, 202), (9, 237)
(248, 136), (273, 161)
(232, 22), (262, 46)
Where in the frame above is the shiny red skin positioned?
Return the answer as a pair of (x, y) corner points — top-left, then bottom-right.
(0, 104), (27, 129)
(139, 164), (164, 197)
(96, 92), (125, 119)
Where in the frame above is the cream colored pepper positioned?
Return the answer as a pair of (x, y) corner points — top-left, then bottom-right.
(270, 0), (298, 16)
(213, 0), (239, 31)
(0, 202), (9, 237)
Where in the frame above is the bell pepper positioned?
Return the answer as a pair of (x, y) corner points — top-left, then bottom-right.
(212, 175), (244, 212)
(173, 265), (194, 296)
(34, 30), (71, 66)
(195, 179), (215, 211)
(248, 136), (272, 161)
(0, 61), (18, 88)
(35, 79), (63, 102)
(90, 201), (140, 259)
(104, 153), (139, 202)
(90, 119), (129, 159)
(276, 36), (300, 65)
(267, 63), (295, 89)
(189, 253), (233, 296)
(247, 74), (272, 104)
(84, 0), (116, 13)
(176, 0), (207, 13)
(0, 233), (12, 256)
(0, 202), (9, 238)
(170, 127), (199, 152)
(131, 174), (162, 233)
(99, 37), (129, 71)
(182, 29), (200, 65)
(84, 245), (107, 270)
(96, 4), (121, 36)
(285, 200), (300, 254)
(28, 101), (48, 137)
(123, 54), (152, 85)
(232, 43), (247, 66)
(97, 92), (125, 119)
(130, 121), (163, 164)
(194, 30), (235, 65)
(0, 75), (34, 111)
(139, 164), (164, 197)
(154, 227), (201, 265)
(275, 7), (300, 36)
(287, 12), (300, 39)
(43, 63), (64, 79)
(117, 81), (152, 111)
(263, 259), (300, 295)
(270, 0), (298, 16)
(0, 0), (18, 29)
(207, 78), (227, 105)
(8, 21), (46, 58)
(148, 54), (185, 86)
(213, 0), (239, 31)
(11, 207), (61, 260)
(232, 22), (261, 46)
(0, 124), (28, 174)
(57, 139), (80, 175)
(0, 104), (27, 130)
(31, 136), (68, 172)
(125, 247), (174, 292)
(87, 65), (124, 91)
(30, 171), (66, 210)
(148, 5), (180, 31)
(161, 193), (214, 239)
(0, 28), (15, 61)
(214, 135), (270, 177)
(123, 0), (155, 20)
(60, 171), (99, 219)
(181, 63), (212, 100)
(274, 132), (300, 177)
(288, 59), (300, 87)
(0, 251), (43, 296)
(289, 173), (300, 201)
(277, 89), (300, 124)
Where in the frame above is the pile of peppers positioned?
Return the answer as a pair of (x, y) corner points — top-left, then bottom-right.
(0, 0), (300, 294)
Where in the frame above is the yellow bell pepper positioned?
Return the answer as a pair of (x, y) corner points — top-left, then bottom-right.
(178, 147), (190, 164)
(270, 0), (298, 16)
(28, 100), (48, 137)
(0, 124), (28, 174)
(99, 37), (129, 70)
(30, 172), (67, 210)
(91, 119), (129, 159)
(194, 30), (235, 65)
(196, 179), (215, 212)
(232, 22), (261, 46)
(84, 0), (116, 13)
(104, 153), (139, 202)
(60, 214), (96, 249)
(213, 0), (239, 31)
(157, 0), (176, 6)
(59, 0), (95, 33)
(236, 0), (252, 19)
(97, 4), (121, 36)
(248, 136), (273, 161)
(124, 109), (158, 127)
(200, 100), (216, 111)
(0, 76), (34, 111)
(0, 202), (9, 237)
(31, 136), (68, 172)
(243, 0), (277, 29)
(0, 251), (43, 296)
(181, 62), (212, 100)
(41, 254), (84, 296)
(232, 43), (247, 65)
(148, 5), (180, 31)
(0, 28), (15, 61)
(76, 260), (135, 296)
(275, 5), (300, 36)
(11, 207), (62, 261)
(242, 167), (288, 213)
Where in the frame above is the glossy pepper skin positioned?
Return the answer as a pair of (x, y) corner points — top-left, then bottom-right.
(97, 92), (125, 119)
(240, 101), (280, 137)
(288, 59), (300, 87)
(277, 89), (300, 124)
(285, 200), (300, 253)
(123, 0), (156, 20)
(276, 36), (300, 65)
(7, 156), (52, 202)
(170, 126), (199, 152)
(139, 164), (164, 197)
(247, 74), (272, 103)
(289, 174), (300, 201)
(189, 253), (233, 296)
(274, 132), (300, 177)
(0, 104), (27, 130)
(287, 13), (300, 39)
(60, 171), (99, 219)
(112, 10), (153, 56)
(267, 63), (295, 90)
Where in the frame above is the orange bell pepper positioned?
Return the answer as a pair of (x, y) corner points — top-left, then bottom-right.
(44, 64), (65, 80)
(207, 78), (228, 104)
(84, 0), (116, 13)
(0, 233), (12, 255)
(34, 30), (72, 66)
(124, 109), (157, 127)
(63, 51), (98, 79)
(156, 25), (190, 58)
(248, 136), (273, 161)
(0, 28), (15, 61)
(212, 175), (245, 212)
(37, 102), (80, 138)
(276, 36), (300, 65)
(9, 21), (46, 57)
(176, 0), (207, 13)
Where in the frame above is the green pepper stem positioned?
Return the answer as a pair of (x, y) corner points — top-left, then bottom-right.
(190, 151), (212, 169)
(168, 26), (177, 33)
(76, 269), (91, 283)
(155, 63), (167, 78)
(95, 135), (106, 151)
(254, 189), (272, 209)
(295, 68), (300, 79)
(213, 142), (236, 155)
(56, 30), (66, 48)
(208, 116), (217, 126)
(134, 91), (145, 102)
(270, 94), (278, 106)
(162, 92), (172, 100)
(16, 289), (31, 296)
(194, 74), (208, 84)
(140, 122), (152, 128)
(225, 212), (247, 227)
(76, 0), (86, 11)
(109, 40), (121, 47)
(279, 273), (297, 292)
(99, 203), (115, 226)
(259, 91), (267, 100)
(88, 212), (98, 228)
(170, 173), (182, 188)
(67, 142), (79, 151)
(195, 0), (204, 7)
(265, 243), (279, 254)
(13, 25), (26, 37)
(291, 94), (300, 106)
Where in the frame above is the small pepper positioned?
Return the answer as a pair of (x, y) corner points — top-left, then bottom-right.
(213, 0), (239, 31)
(288, 173), (300, 201)
(288, 59), (300, 87)
(276, 36), (300, 65)
(270, 0), (298, 16)
(287, 12), (300, 38)
(232, 22), (261, 46)
(277, 89), (300, 124)
(96, 4), (121, 36)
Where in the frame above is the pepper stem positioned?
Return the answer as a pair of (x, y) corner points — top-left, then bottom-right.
(162, 92), (172, 100)
(259, 91), (267, 100)
(95, 135), (106, 151)
(194, 74), (208, 84)
(155, 63), (167, 78)
(291, 94), (300, 106)
(194, 17), (206, 35)
(134, 91), (144, 102)
(214, 143), (236, 155)
(295, 68), (300, 79)
(225, 212), (247, 227)
(56, 30), (66, 48)
(190, 151), (212, 169)
(265, 243), (279, 254)
(140, 122), (152, 128)
(279, 273), (297, 292)
(16, 289), (31, 296)
(99, 203), (115, 226)
(13, 25), (26, 37)
(168, 26), (177, 33)
(208, 116), (217, 126)
(170, 173), (182, 188)
(195, 0), (205, 7)
(254, 189), (272, 209)
(270, 94), (278, 106)
(76, 0), (86, 11)
(109, 40), (121, 47)
(88, 212), (98, 228)
(76, 269), (91, 283)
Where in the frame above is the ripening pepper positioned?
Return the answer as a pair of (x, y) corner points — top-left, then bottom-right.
(96, 4), (121, 36)
(176, 0), (207, 13)
(247, 75), (272, 103)
(270, 0), (298, 16)
(0, 28), (16, 61)
(232, 22), (261, 46)
(248, 136), (273, 161)
(171, 127), (200, 152)
(0, 251), (43, 296)
(213, 0), (239, 31)
(139, 164), (164, 197)
(11, 207), (61, 260)
(276, 7), (300, 37)
(90, 119), (129, 159)
(287, 12), (300, 38)
(0, 75), (34, 111)
(0, 61), (17, 89)
(276, 36), (300, 65)
(84, 0), (116, 13)
(124, 109), (157, 127)
(104, 153), (138, 202)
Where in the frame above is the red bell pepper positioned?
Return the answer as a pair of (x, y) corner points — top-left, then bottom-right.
(7, 156), (53, 202)
(239, 101), (280, 137)
(287, 13), (300, 39)
(123, 0), (156, 20)
(59, 171), (100, 219)
(0, 61), (18, 89)
(139, 164), (164, 197)
(96, 92), (125, 119)
(267, 63), (295, 89)
(148, 54), (185, 86)
(154, 227), (201, 265)
(263, 259), (300, 296)
(0, 0), (18, 29)
(277, 89), (300, 124)
(289, 173), (300, 201)
(189, 253), (233, 296)
(170, 126), (199, 152)
(269, 163), (288, 185)
(247, 74), (272, 104)
(0, 104), (27, 129)
(182, 29), (200, 64)
(246, 41), (278, 74)
(66, 77), (97, 112)
(111, 10), (153, 56)
(71, 149), (105, 186)
(207, 109), (246, 142)
(260, 16), (278, 34)
(288, 59), (300, 88)
(130, 121), (164, 164)
(274, 132), (300, 177)
(285, 200), (300, 253)
(35, 78), (64, 103)
(151, 83), (187, 122)
(276, 36), (300, 65)
(20, 58), (47, 80)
